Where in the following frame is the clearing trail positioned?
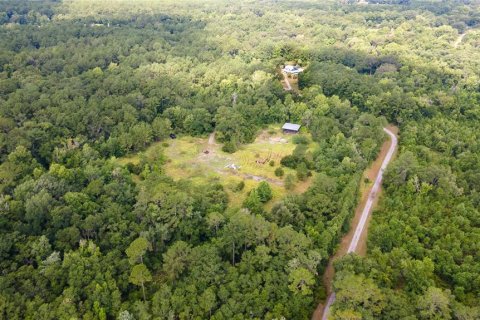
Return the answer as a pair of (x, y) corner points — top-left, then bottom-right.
(208, 132), (217, 145)
(453, 31), (468, 48)
(312, 126), (398, 320)
(281, 71), (292, 91)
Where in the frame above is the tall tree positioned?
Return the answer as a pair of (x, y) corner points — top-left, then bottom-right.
(129, 264), (152, 302)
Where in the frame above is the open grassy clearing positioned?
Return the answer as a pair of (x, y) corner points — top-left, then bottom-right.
(115, 125), (317, 208)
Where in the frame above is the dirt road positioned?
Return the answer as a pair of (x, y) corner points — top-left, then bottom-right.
(347, 128), (397, 253)
(312, 127), (398, 320)
(282, 71), (292, 91)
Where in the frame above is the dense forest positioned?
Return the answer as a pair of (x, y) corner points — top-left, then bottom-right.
(0, 0), (479, 319)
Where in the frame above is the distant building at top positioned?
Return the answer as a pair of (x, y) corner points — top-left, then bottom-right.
(283, 65), (304, 75)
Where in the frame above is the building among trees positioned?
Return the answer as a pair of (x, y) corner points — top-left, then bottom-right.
(282, 65), (304, 75)
(282, 123), (301, 134)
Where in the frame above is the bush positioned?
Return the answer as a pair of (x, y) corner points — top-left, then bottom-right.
(305, 159), (315, 170)
(257, 181), (273, 202)
(242, 189), (263, 214)
(293, 144), (308, 158)
(292, 135), (309, 145)
(234, 180), (245, 192)
(296, 162), (309, 181)
(222, 140), (237, 153)
(275, 167), (284, 177)
(269, 160), (275, 167)
(126, 162), (142, 175)
(280, 155), (300, 168)
(284, 174), (296, 190)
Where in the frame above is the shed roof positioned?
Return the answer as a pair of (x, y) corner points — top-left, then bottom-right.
(282, 123), (301, 131)
(283, 65), (304, 74)
(284, 65), (297, 71)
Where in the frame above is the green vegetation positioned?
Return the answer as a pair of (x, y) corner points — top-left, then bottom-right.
(275, 167), (285, 177)
(0, 0), (479, 319)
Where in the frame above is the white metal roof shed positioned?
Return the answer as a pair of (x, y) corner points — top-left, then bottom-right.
(282, 123), (301, 132)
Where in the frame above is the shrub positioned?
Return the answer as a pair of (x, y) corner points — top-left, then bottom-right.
(275, 167), (284, 177)
(242, 189), (263, 214)
(126, 162), (142, 175)
(296, 162), (309, 181)
(269, 160), (275, 167)
(280, 155), (300, 168)
(222, 140), (237, 153)
(257, 181), (273, 202)
(293, 144), (308, 158)
(284, 174), (296, 190)
(234, 180), (245, 192)
(292, 135), (309, 145)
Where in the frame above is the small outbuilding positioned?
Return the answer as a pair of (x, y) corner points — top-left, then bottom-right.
(282, 123), (301, 134)
(283, 65), (304, 75)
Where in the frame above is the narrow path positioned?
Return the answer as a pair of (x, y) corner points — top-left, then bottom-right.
(282, 71), (292, 91)
(453, 31), (467, 48)
(208, 132), (216, 145)
(312, 127), (398, 320)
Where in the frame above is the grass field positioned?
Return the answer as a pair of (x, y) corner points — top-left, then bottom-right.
(115, 125), (316, 208)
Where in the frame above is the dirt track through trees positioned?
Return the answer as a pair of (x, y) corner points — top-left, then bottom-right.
(282, 71), (292, 91)
(453, 31), (467, 48)
(312, 126), (398, 320)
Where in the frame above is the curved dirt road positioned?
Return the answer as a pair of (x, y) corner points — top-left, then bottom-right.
(320, 127), (398, 320)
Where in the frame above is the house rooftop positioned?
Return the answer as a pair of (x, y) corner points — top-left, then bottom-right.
(282, 123), (301, 131)
(283, 65), (304, 74)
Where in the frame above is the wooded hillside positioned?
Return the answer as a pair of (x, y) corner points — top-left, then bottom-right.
(0, 0), (479, 319)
